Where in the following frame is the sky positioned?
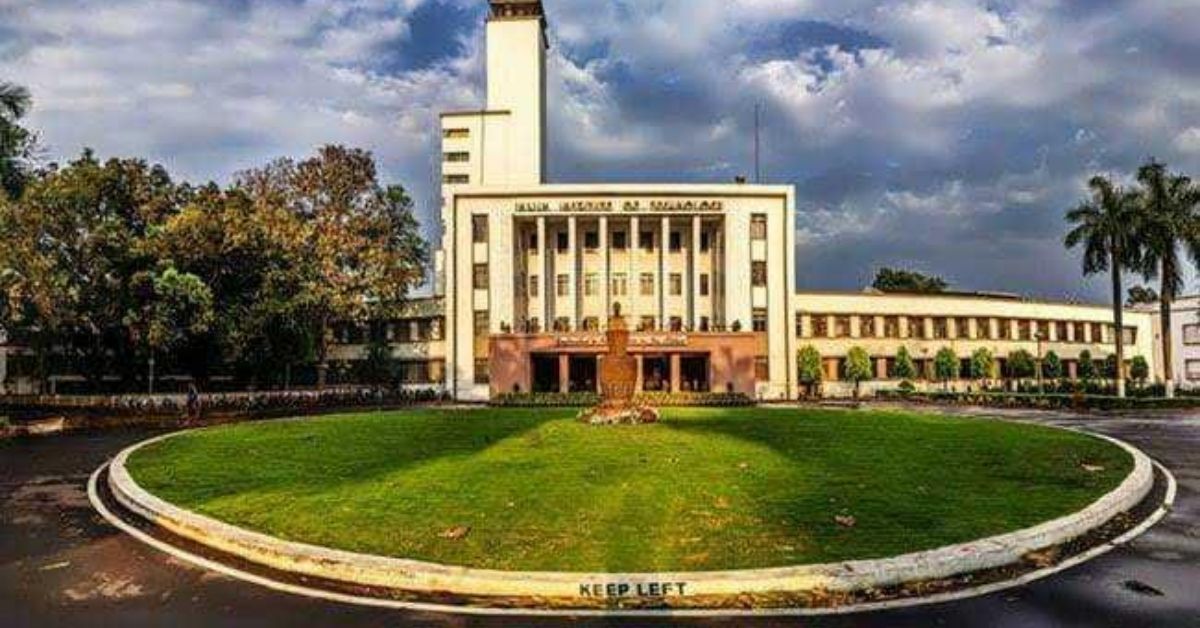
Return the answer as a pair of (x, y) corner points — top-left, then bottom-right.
(2, 0), (1198, 301)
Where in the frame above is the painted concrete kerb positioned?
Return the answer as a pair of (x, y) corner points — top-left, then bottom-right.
(107, 422), (1156, 603)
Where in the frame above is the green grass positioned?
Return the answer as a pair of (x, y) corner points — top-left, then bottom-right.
(126, 407), (1133, 572)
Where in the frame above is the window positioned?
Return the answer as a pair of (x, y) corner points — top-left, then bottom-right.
(753, 309), (768, 333)
(751, 261), (768, 287)
(639, 316), (657, 332)
(978, 318), (994, 340)
(443, 174), (469, 185)
(933, 318), (948, 340)
(669, 273), (683, 296)
(639, 231), (655, 251)
(1187, 360), (1200, 381)
(444, 152), (469, 163)
(472, 216), (488, 243)
(955, 317), (971, 339)
(860, 316), (876, 338)
(474, 359), (490, 385)
(582, 317), (600, 332)
(1124, 327), (1138, 345)
(398, 361), (431, 384)
(699, 274), (710, 297)
(914, 318), (930, 340)
(1056, 321), (1069, 342)
(611, 273), (628, 297)
(553, 317), (571, 332)
(526, 318), (540, 333)
(796, 313), (806, 337)
(1073, 322), (1086, 343)
(835, 315), (851, 338)
(813, 316), (829, 338)
(700, 231), (711, 252)
(700, 317), (711, 332)
(528, 275), (539, 298)
(755, 357), (770, 382)
(430, 318), (444, 340)
(669, 231), (683, 252)
(473, 264), (488, 290)
(584, 231), (600, 251)
(1091, 323), (1104, 343)
(584, 273), (600, 296)
(669, 317), (684, 332)
(556, 231), (569, 253)
(528, 232), (539, 252)
(473, 311), (489, 338)
(612, 231), (627, 250)
(998, 319), (1013, 340)
(639, 273), (655, 296)
(443, 127), (469, 139)
(556, 274), (570, 297)
(884, 316), (900, 338)
(751, 215), (768, 240)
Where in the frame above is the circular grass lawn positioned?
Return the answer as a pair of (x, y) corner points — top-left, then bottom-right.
(125, 407), (1133, 573)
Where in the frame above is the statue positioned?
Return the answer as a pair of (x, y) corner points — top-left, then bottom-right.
(578, 303), (660, 425)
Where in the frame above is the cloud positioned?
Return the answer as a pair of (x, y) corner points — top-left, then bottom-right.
(1, 0), (1198, 301)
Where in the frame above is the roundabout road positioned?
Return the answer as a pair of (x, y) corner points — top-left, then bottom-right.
(2, 410), (1197, 628)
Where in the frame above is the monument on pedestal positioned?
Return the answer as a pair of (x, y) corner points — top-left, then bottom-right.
(578, 303), (660, 425)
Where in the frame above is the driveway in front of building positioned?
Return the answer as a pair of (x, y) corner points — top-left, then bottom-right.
(1, 409), (1197, 628)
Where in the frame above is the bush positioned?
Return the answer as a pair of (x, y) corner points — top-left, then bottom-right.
(490, 392), (754, 408)
(874, 388), (1200, 411)
(897, 380), (916, 396)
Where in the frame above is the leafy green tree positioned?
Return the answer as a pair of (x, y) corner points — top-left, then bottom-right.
(872, 268), (948, 294)
(797, 345), (823, 397)
(893, 346), (917, 381)
(1043, 351), (1063, 381)
(1130, 356), (1150, 388)
(1007, 350), (1037, 380)
(128, 267), (214, 392)
(1134, 160), (1200, 398)
(1126, 285), (1159, 307)
(0, 81), (35, 200)
(1066, 175), (1141, 398)
(844, 347), (873, 398)
(355, 338), (396, 387)
(1078, 350), (1097, 382)
(970, 348), (995, 386)
(934, 347), (958, 390)
(237, 145), (427, 389)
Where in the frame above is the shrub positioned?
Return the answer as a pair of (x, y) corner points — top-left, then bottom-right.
(489, 392), (754, 408)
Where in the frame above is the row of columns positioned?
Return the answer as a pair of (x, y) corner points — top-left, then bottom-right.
(554, 353), (685, 393)
(801, 314), (1112, 344)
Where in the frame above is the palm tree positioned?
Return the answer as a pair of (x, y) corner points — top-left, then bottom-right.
(0, 81), (33, 199)
(0, 82), (30, 122)
(1065, 175), (1140, 398)
(1135, 160), (1200, 398)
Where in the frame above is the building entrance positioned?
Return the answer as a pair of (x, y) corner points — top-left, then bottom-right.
(643, 356), (670, 392)
(569, 356), (598, 393)
(531, 355), (560, 393)
(680, 355), (710, 392)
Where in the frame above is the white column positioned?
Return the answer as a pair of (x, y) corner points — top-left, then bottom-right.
(567, 215), (579, 330)
(691, 215), (702, 330)
(599, 215), (610, 320)
(630, 216), (640, 322)
(537, 216), (549, 331)
(659, 216), (669, 330)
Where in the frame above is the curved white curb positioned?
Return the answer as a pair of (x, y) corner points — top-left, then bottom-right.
(106, 426), (1155, 606)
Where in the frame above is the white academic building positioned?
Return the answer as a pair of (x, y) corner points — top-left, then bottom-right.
(0, 0), (1170, 399)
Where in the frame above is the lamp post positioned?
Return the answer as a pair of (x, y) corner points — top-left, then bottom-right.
(1036, 330), (1047, 395)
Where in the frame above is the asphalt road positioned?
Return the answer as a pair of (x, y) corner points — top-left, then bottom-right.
(1, 411), (1197, 628)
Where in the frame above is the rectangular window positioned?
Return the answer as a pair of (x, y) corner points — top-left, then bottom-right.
(1056, 321), (1068, 341)
(1187, 360), (1200, 381)
(1073, 322), (1087, 343)
(669, 273), (683, 296)
(639, 316), (657, 332)
(472, 216), (488, 243)
(955, 317), (971, 340)
(669, 231), (683, 252)
(430, 318), (444, 341)
(582, 317), (600, 332)
(1091, 323), (1104, 344)
(753, 309), (769, 333)
(835, 315), (851, 338)
(669, 316), (684, 332)
(700, 317), (711, 332)
(473, 264), (488, 290)
(977, 318), (993, 340)
(700, 231), (711, 252)
(526, 318), (541, 333)
(1016, 319), (1031, 341)
(751, 215), (768, 240)
(528, 275), (539, 298)
(553, 317), (571, 332)
(813, 316), (829, 338)
(998, 319), (1013, 341)
(443, 174), (469, 185)
(584, 231), (600, 251)
(556, 274), (570, 297)
(612, 231), (627, 250)
(755, 356), (770, 381)
(611, 273), (628, 297)
(1124, 327), (1138, 345)
(699, 274), (710, 297)
(584, 273), (600, 296)
(884, 316), (900, 338)
(860, 315), (876, 338)
(933, 318), (948, 340)
(914, 318), (930, 340)
(751, 261), (768, 287)
(443, 151), (469, 163)
(639, 231), (654, 251)
(474, 359), (490, 385)
(639, 273), (655, 296)
(528, 232), (539, 252)
(556, 231), (569, 253)
(796, 313), (806, 338)
(473, 311), (489, 338)
(443, 127), (469, 139)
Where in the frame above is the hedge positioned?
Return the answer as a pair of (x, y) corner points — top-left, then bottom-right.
(876, 389), (1200, 411)
(491, 392), (754, 408)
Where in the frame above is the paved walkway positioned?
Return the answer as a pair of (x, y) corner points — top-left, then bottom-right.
(1, 410), (1197, 627)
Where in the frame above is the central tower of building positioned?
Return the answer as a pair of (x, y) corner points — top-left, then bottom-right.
(485, 0), (547, 185)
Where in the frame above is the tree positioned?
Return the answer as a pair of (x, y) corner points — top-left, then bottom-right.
(1103, 354), (1119, 382)
(236, 146), (428, 389)
(970, 348), (995, 386)
(797, 345), (823, 397)
(934, 347), (958, 390)
(1134, 160), (1200, 398)
(844, 347), (873, 398)
(872, 268), (949, 294)
(1126, 285), (1159, 307)
(1130, 356), (1150, 388)
(355, 337), (396, 387)
(1065, 175), (1140, 398)
(894, 346), (917, 381)
(128, 267), (214, 393)
(0, 81), (36, 200)
(1078, 350), (1097, 383)
(1043, 351), (1063, 381)
(1007, 350), (1037, 381)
